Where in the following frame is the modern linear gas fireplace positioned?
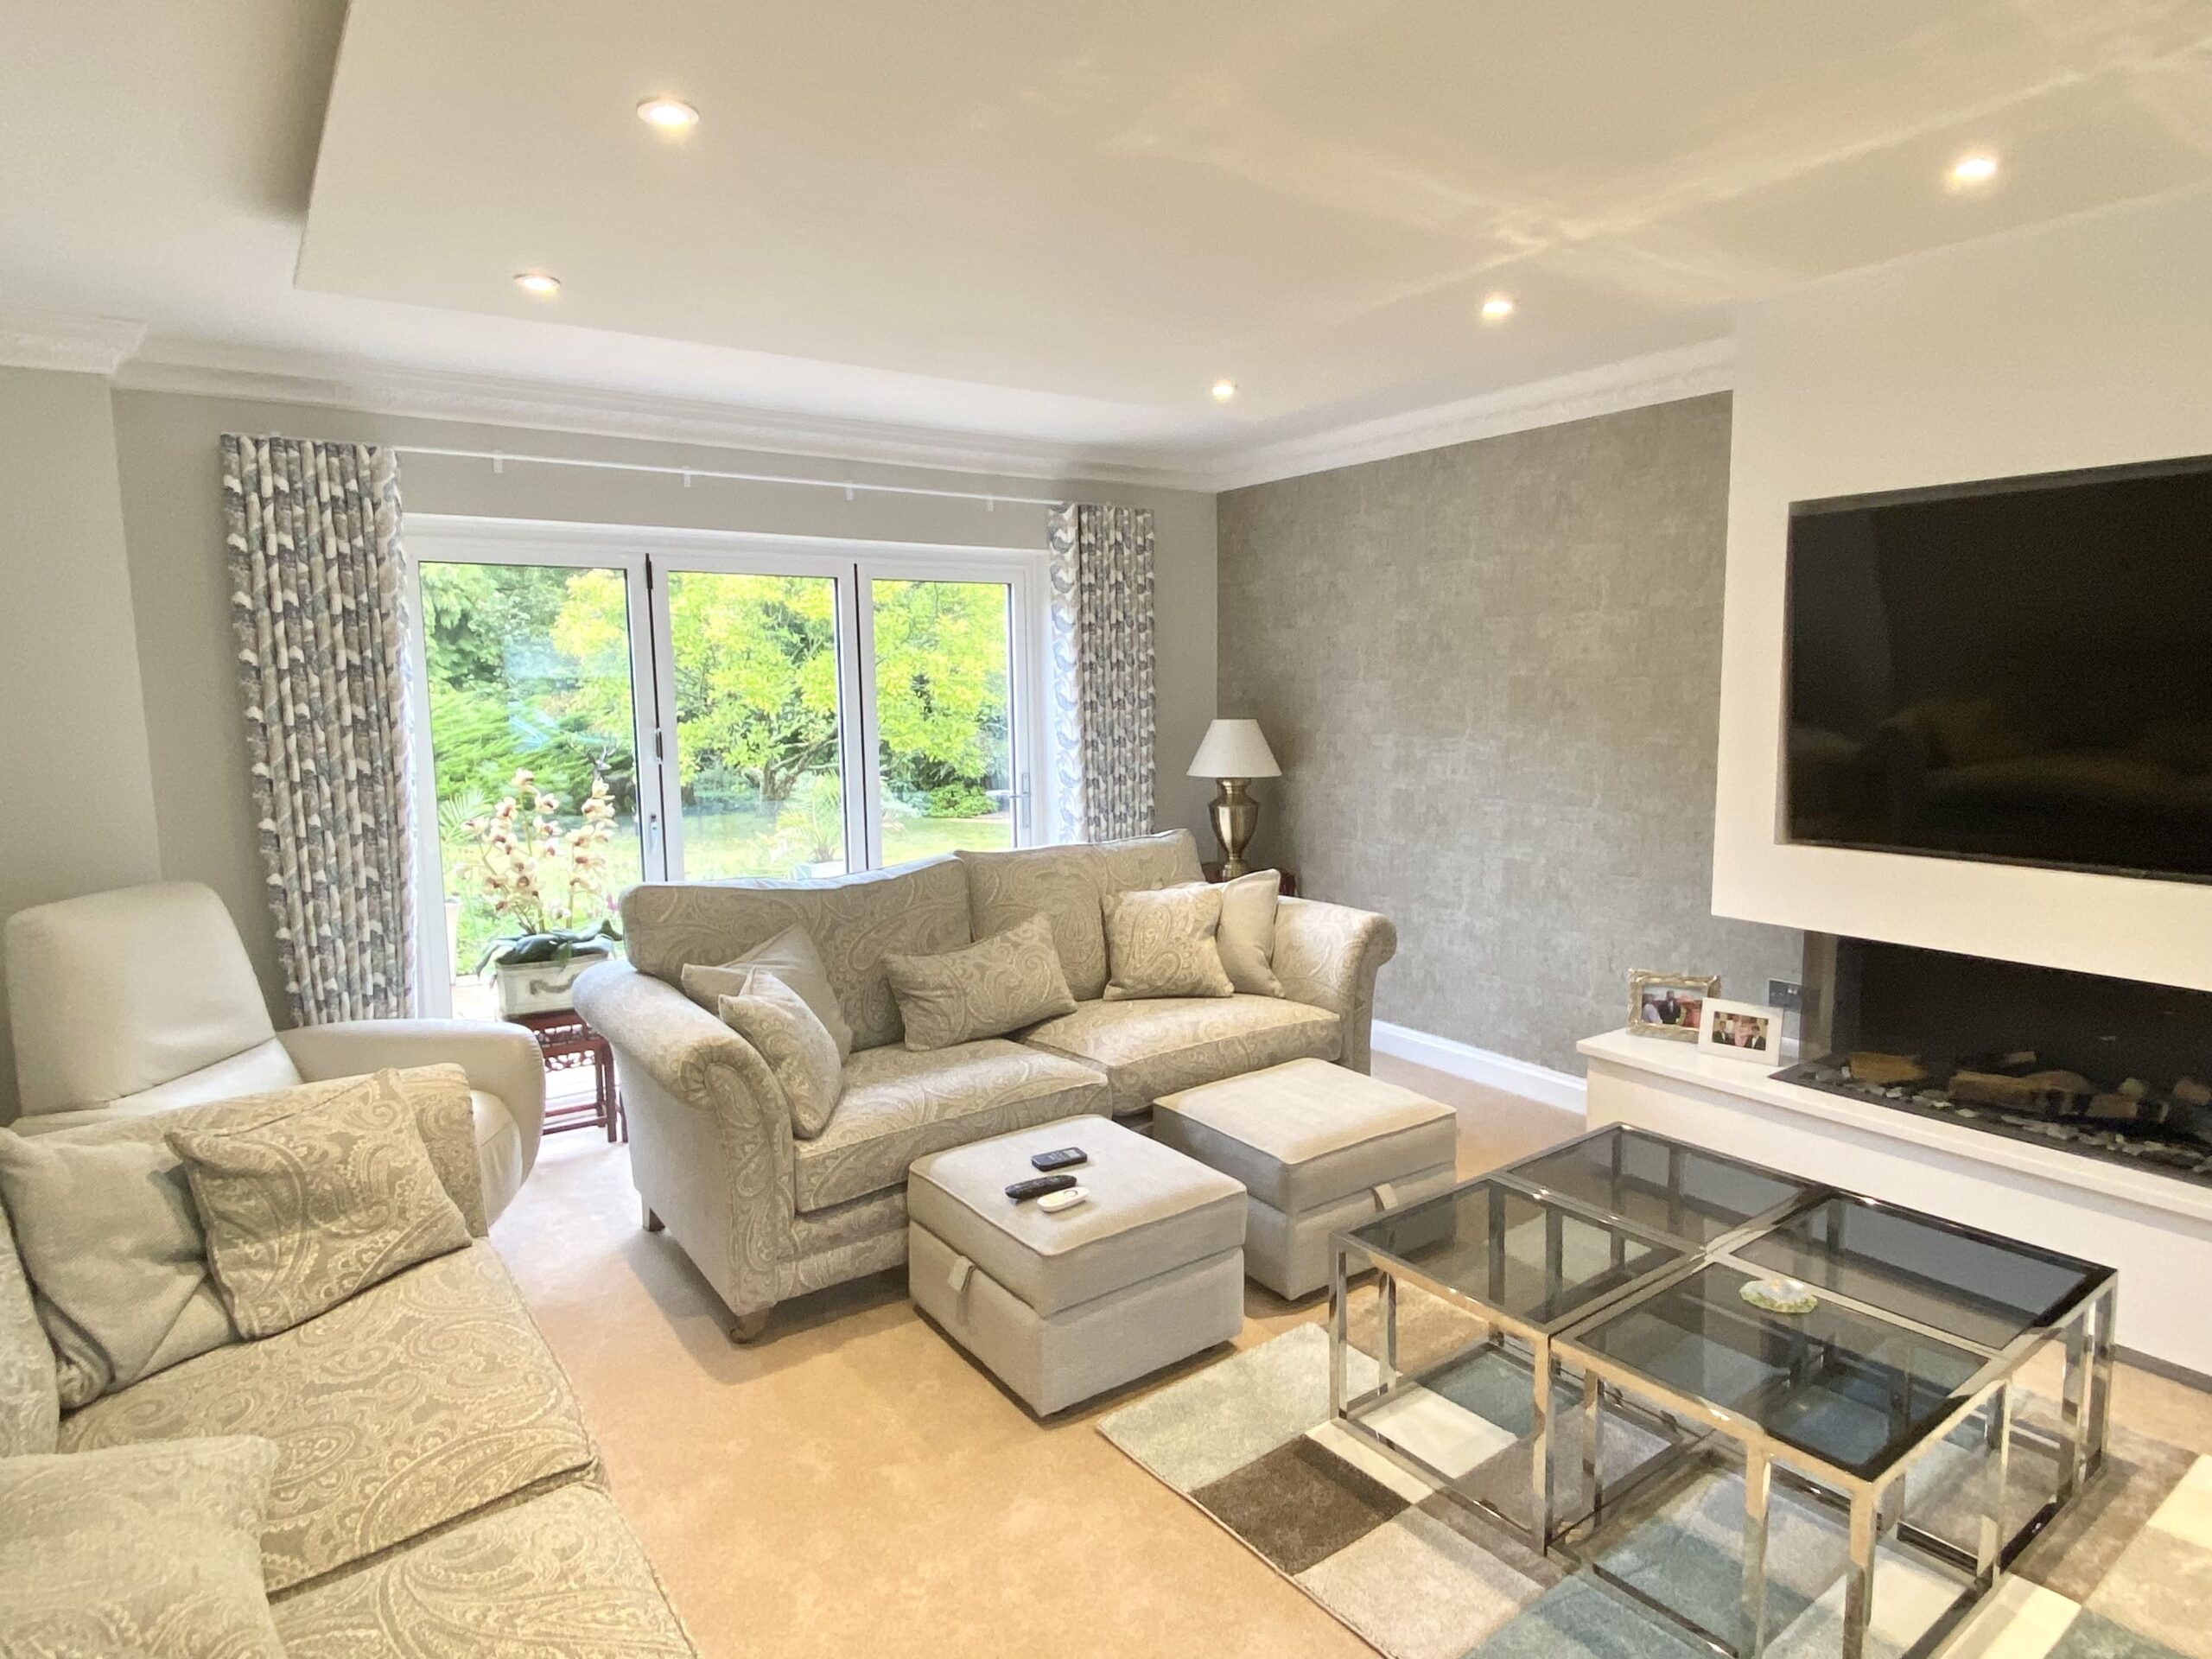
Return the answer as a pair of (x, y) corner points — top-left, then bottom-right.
(1779, 938), (2212, 1189)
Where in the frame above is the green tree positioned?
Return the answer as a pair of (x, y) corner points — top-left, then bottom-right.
(870, 581), (1007, 809)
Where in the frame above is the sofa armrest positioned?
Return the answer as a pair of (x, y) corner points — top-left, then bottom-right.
(1273, 897), (1399, 1072)
(571, 960), (798, 1320)
(278, 1018), (548, 1180)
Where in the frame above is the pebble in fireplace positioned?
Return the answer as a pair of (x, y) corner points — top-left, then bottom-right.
(1781, 938), (2212, 1190)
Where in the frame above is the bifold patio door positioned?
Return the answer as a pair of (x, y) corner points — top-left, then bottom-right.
(408, 521), (1045, 1012)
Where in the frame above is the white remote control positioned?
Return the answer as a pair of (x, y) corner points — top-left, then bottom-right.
(1037, 1185), (1089, 1213)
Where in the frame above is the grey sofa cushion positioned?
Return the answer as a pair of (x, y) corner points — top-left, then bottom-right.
(1102, 885), (1234, 1001)
(0, 1128), (237, 1409)
(272, 1483), (697, 1657)
(793, 1041), (1109, 1212)
(883, 912), (1077, 1051)
(907, 1117), (1245, 1314)
(715, 972), (844, 1139)
(1021, 995), (1343, 1117)
(624, 858), (972, 1051)
(1096, 829), (1206, 892)
(0, 1435), (285, 1659)
(60, 1242), (594, 1595)
(168, 1071), (474, 1339)
(0, 1203), (59, 1456)
(679, 923), (854, 1059)
(959, 843), (1113, 1001)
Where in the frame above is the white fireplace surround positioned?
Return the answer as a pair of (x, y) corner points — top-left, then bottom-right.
(1580, 1028), (2212, 1376)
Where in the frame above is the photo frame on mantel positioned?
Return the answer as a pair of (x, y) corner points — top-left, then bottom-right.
(1628, 971), (1719, 1042)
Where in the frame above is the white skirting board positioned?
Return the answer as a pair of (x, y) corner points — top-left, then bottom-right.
(1370, 1022), (1588, 1116)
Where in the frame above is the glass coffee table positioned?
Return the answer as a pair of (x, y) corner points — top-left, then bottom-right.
(1329, 1125), (2115, 1659)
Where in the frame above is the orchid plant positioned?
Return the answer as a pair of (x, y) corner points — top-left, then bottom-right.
(466, 769), (625, 970)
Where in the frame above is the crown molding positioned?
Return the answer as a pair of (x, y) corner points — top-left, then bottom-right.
(111, 342), (1213, 491)
(1198, 336), (1736, 491)
(0, 304), (148, 375)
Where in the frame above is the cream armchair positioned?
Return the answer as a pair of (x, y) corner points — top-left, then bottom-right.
(3, 882), (546, 1223)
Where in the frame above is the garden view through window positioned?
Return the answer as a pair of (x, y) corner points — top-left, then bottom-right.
(418, 548), (1027, 1013)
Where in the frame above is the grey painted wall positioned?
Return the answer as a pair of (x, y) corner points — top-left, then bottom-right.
(1217, 392), (1799, 1075)
(106, 390), (1217, 1025)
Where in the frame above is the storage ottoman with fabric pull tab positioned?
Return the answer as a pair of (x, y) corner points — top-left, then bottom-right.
(1154, 1059), (1458, 1299)
(906, 1117), (1245, 1414)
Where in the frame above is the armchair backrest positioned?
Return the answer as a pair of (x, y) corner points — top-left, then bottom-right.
(4, 882), (284, 1118)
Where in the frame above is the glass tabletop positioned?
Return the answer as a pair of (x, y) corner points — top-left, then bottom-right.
(1501, 1125), (1818, 1247)
(1346, 1177), (1688, 1332)
(1730, 1192), (2107, 1354)
(1563, 1262), (1990, 1478)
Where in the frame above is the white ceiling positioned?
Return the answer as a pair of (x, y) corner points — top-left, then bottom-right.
(4, 1), (2212, 480)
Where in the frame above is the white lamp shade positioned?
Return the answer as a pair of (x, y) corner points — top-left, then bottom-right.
(1188, 718), (1281, 779)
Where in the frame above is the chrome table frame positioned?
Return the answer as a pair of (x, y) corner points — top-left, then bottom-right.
(1328, 1126), (2117, 1659)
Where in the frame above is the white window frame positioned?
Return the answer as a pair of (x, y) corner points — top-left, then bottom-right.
(404, 514), (1048, 1012)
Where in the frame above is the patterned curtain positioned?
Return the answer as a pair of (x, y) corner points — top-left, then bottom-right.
(1045, 503), (1156, 842)
(221, 435), (415, 1024)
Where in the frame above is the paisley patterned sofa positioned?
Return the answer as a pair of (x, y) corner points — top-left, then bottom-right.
(574, 830), (1397, 1340)
(0, 1120), (696, 1654)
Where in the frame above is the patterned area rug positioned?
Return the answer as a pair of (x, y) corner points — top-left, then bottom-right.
(1099, 1324), (2211, 1659)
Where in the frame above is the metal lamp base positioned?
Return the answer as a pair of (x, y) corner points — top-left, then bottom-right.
(1208, 778), (1261, 878)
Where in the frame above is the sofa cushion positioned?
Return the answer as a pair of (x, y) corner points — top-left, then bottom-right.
(0, 1127), (238, 1408)
(59, 1242), (594, 1595)
(0, 1204), (59, 1456)
(168, 1071), (474, 1339)
(1102, 885), (1234, 1001)
(714, 973), (843, 1139)
(1211, 869), (1284, 996)
(883, 912), (1077, 1051)
(622, 858), (971, 1052)
(679, 923), (853, 1059)
(958, 843), (1112, 1001)
(793, 1041), (1109, 1212)
(1096, 829), (1206, 893)
(0, 1435), (285, 1659)
(1021, 996), (1343, 1117)
(270, 1483), (697, 1657)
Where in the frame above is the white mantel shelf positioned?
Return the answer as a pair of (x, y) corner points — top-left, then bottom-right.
(1579, 1027), (2212, 1373)
(1578, 1028), (2212, 1227)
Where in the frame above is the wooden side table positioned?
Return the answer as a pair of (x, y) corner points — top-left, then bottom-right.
(508, 1007), (625, 1142)
(1202, 862), (1299, 897)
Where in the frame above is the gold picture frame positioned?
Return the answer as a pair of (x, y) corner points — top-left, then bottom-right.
(1627, 970), (1719, 1041)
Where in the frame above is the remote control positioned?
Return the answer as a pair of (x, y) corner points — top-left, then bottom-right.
(1005, 1173), (1080, 1202)
(1030, 1147), (1088, 1173)
(1037, 1185), (1089, 1213)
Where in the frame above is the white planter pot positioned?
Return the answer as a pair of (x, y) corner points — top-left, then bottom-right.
(492, 951), (607, 1018)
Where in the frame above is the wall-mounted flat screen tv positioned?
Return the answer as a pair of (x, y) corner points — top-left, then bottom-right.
(1785, 454), (2212, 883)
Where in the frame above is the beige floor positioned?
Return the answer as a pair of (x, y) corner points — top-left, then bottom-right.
(499, 1057), (2212, 1659)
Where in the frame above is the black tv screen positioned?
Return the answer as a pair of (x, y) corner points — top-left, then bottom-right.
(1785, 454), (2212, 883)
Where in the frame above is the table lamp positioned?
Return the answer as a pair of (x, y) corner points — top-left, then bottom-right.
(1187, 719), (1281, 878)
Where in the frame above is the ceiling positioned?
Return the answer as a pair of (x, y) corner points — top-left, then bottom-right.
(4, 1), (2212, 480)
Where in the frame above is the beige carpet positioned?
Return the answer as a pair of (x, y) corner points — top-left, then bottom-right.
(494, 1057), (2212, 1659)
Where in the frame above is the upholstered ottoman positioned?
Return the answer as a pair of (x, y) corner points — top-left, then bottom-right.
(1154, 1058), (1458, 1299)
(907, 1117), (1245, 1415)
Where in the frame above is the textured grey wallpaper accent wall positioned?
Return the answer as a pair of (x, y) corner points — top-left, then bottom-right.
(1217, 392), (1800, 1076)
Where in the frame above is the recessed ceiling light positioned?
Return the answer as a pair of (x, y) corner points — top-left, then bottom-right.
(1950, 152), (1999, 187)
(513, 271), (562, 296)
(1480, 294), (1516, 322)
(637, 96), (700, 131)
(1211, 379), (1237, 403)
